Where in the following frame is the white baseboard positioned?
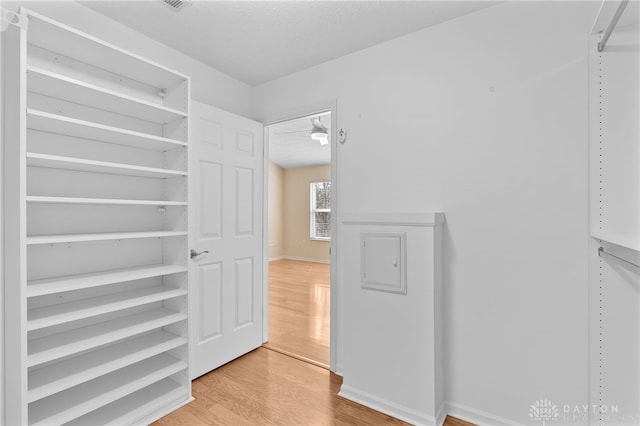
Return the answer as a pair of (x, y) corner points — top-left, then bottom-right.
(435, 404), (447, 426)
(131, 394), (193, 425)
(339, 384), (439, 426)
(445, 401), (524, 426)
(334, 363), (344, 376)
(282, 255), (330, 264)
(268, 256), (284, 262)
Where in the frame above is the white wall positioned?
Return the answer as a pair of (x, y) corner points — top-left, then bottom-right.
(2, 1), (254, 117)
(0, 27), (5, 426)
(254, 2), (597, 424)
(283, 165), (331, 263)
(268, 163), (331, 263)
(268, 161), (284, 260)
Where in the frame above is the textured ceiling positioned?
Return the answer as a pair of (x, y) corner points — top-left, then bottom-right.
(269, 112), (330, 169)
(80, 0), (498, 86)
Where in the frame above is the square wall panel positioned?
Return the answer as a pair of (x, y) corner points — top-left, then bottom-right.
(360, 232), (406, 294)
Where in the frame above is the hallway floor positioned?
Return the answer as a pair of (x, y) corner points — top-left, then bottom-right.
(264, 259), (330, 366)
(154, 347), (408, 425)
(154, 259), (476, 426)
(153, 347), (475, 426)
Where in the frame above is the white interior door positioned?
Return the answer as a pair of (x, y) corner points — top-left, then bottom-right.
(189, 100), (264, 379)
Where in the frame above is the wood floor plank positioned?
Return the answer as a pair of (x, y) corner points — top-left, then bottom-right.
(444, 415), (477, 426)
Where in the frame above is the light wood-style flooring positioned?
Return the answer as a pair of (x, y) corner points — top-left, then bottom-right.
(263, 259), (330, 366)
(154, 347), (474, 426)
(154, 258), (475, 425)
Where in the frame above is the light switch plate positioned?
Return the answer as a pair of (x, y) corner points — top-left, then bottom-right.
(360, 232), (407, 294)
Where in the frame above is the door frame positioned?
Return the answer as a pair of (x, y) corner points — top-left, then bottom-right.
(261, 100), (339, 373)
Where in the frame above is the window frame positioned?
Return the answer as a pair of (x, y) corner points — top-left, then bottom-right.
(310, 181), (331, 241)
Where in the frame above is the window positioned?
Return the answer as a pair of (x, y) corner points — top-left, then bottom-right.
(310, 181), (331, 240)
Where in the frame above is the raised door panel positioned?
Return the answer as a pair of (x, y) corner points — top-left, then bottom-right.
(198, 161), (222, 240)
(198, 262), (223, 343)
(235, 167), (254, 237)
(234, 257), (254, 329)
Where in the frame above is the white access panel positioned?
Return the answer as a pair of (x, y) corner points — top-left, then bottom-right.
(361, 232), (406, 294)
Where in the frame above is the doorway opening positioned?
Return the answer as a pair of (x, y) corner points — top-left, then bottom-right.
(263, 111), (332, 368)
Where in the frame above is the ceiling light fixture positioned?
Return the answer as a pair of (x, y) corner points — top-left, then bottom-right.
(310, 117), (329, 145)
(160, 0), (192, 11)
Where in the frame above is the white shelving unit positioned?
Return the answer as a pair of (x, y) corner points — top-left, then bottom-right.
(4, 8), (191, 425)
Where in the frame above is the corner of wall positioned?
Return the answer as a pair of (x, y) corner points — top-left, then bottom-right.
(1, 27), (6, 426)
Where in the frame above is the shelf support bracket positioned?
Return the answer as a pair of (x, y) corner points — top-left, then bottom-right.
(1, 8), (28, 32)
(597, 0), (629, 52)
(599, 246), (640, 269)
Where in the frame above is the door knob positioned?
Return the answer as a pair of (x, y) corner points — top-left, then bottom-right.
(190, 249), (209, 259)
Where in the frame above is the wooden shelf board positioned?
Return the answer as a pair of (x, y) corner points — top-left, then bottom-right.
(28, 354), (187, 426)
(27, 152), (186, 178)
(26, 9), (187, 89)
(27, 308), (187, 368)
(27, 109), (186, 150)
(28, 286), (187, 331)
(28, 330), (186, 403)
(27, 264), (187, 298)
(26, 195), (186, 207)
(27, 66), (187, 124)
(26, 230), (187, 245)
(64, 378), (188, 426)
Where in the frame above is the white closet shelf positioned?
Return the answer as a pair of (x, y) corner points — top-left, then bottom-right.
(28, 353), (187, 426)
(28, 308), (186, 368)
(64, 378), (188, 426)
(26, 9), (187, 89)
(28, 330), (186, 403)
(27, 264), (187, 297)
(27, 110), (186, 150)
(28, 286), (187, 331)
(27, 152), (186, 178)
(591, 231), (640, 252)
(27, 230), (187, 245)
(27, 66), (187, 123)
(26, 196), (187, 207)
